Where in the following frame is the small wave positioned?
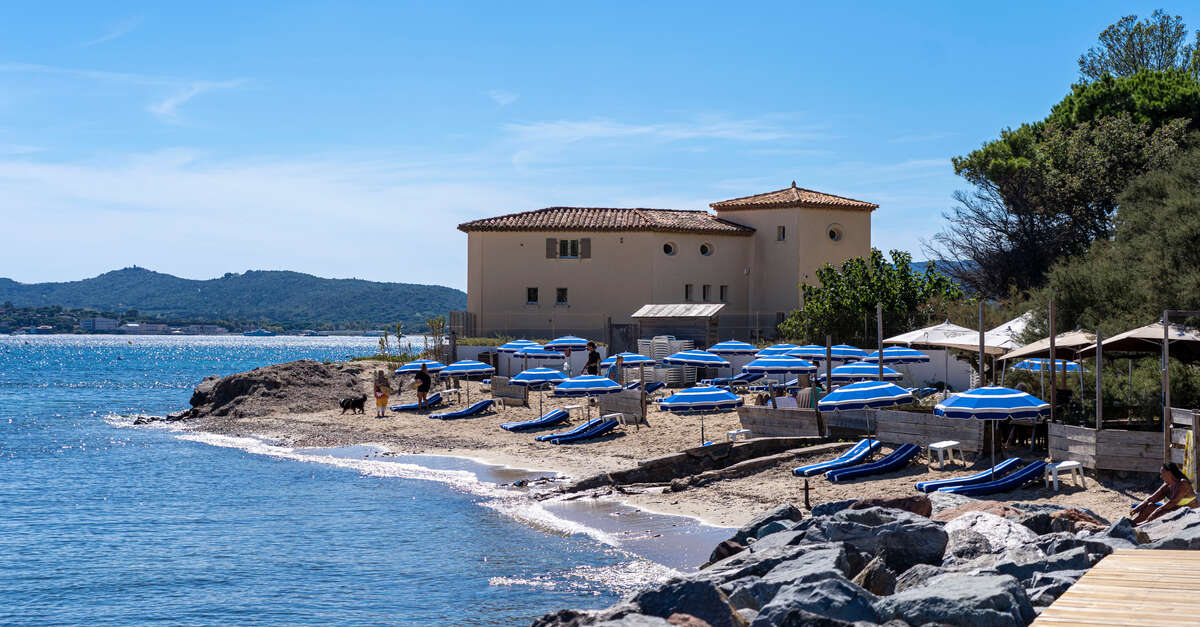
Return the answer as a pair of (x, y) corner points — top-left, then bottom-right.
(482, 496), (622, 547)
(103, 413), (189, 432)
(490, 559), (680, 595)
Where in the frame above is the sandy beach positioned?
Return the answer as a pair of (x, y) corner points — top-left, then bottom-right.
(178, 359), (1159, 529)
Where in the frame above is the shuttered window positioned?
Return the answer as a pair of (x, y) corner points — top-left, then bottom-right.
(546, 238), (558, 258)
(580, 238), (591, 259)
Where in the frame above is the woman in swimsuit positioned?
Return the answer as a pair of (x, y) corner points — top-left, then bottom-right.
(1132, 462), (1197, 525)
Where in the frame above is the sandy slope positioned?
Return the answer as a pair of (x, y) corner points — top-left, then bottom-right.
(185, 360), (1156, 527)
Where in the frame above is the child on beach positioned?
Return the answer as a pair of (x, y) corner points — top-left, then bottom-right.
(373, 370), (393, 418)
(562, 348), (573, 377)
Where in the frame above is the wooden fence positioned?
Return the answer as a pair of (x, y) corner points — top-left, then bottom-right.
(490, 376), (527, 407)
(737, 406), (823, 437)
(598, 389), (646, 424)
(1048, 423), (1161, 473)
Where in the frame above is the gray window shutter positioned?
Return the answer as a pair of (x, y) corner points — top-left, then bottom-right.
(580, 238), (591, 259)
(546, 238), (557, 258)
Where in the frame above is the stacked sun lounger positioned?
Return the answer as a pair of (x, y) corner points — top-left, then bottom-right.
(825, 443), (921, 483)
(389, 392), (443, 411)
(914, 457), (1022, 493)
(430, 399), (494, 420)
(500, 409), (569, 432)
(792, 439), (881, 477)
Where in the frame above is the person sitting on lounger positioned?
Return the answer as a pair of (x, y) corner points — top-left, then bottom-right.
(1132, 462), (1198, 525)
(413, 363), (432, 409)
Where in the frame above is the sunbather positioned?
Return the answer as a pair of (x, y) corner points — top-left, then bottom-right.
(1132, 462), (1197, 525)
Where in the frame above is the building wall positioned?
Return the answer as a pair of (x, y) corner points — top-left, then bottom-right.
(467, 230), (751, 337)
(714, 207), (872, 317)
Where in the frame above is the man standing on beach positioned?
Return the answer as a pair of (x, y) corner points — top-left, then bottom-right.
(585, 342), (601, 376)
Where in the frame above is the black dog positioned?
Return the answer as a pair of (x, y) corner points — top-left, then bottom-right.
(340, 394), (367, 414)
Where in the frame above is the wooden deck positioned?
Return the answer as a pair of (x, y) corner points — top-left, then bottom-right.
(1033, 549), (1200, 626)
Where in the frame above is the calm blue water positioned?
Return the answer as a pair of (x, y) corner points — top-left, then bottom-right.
(0, 336), (701, 626)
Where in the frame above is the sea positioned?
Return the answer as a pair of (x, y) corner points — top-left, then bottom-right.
(0, 335), (729, 626)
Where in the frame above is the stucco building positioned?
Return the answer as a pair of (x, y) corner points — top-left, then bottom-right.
(455, 182), (876, 343)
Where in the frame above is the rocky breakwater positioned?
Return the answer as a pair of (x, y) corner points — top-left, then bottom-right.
(534, 493), (1200, 627)
(137, 359), (365, 425)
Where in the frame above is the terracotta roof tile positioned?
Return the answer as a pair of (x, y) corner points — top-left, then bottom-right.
(458, 207), (755, 235)
(710, 182), (878, 211)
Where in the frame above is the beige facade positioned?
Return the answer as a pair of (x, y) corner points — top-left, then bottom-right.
(459, 184), (876, 339)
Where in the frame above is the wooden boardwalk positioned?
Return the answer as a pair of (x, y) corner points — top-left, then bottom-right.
(1033, 549), (1200, 626)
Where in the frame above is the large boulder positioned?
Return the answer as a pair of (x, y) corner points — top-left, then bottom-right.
(983, 546), (1098, 584)
(945, 529), (993, 561)
(1025, 569), (1088, 607)
(1147, 524), (1200, 550)
(700, 542), (851, 587)
(927, 491), (980, 516)
(810, 499), (858, 517)
(1033, 532), (1120, 558)
(722, 545), (858, 610)
(751, 577), (880, 625)
(1138, 506), (1200, 544)
(875, 573), (1035, 627)
(1098, 517), (1148, 545)
(593, 616), (675, 627)
(849, 496), (933, 518)
(629, 579), (744, 627)
(850, 554), (897, 596)
(792, 507), (948, 573)
(943, 511), (1042, 555)
(728, 504), (805, 546)
(894, 564), (947, 593)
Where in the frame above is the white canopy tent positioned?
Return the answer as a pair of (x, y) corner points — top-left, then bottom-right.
(883, 320), (978, 388)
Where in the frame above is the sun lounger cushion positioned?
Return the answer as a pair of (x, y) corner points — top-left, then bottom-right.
(501, 408), (569, 432)
(389, 392), (443, 411)
(430, 399), (494, 420)
(825, 443), (921, 483)
(551, 419), (618, 444)
(939, 460), (1048, 496)
(914, 457), (1022, 493)
(536, 418), (600, 442)
(792, 439), (881, 477)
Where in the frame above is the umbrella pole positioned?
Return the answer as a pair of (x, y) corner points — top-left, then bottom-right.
(991, 421), (996, 480)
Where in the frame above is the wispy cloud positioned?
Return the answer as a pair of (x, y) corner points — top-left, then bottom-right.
(486, 89), (518, 106)
(888, 132), (955, 144)
(505, 117), (800, 144)
(148, 80), (246, 123)
(81, 16), (143, 47)
(0, 62), (245, 123)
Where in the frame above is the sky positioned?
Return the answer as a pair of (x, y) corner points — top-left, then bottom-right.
(0, 1), (1194, 291)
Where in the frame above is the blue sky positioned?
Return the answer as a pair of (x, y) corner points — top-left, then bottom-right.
(0, 2), (1193, 290)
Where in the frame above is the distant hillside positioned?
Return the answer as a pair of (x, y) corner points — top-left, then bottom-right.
(0, 267), (466, 331)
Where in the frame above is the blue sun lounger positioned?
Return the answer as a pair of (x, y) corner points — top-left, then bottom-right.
(536, 418), (600, 442)
(551, 419), (618, 444)
(939, 460), (1049, 496)
(792, 439), (881, 477)
(430, 399), (494, 420)
(389, 392), (443, 411)
(825, 443), (921, 483)
(914, 457), (1023, 493)
(501, 408), (569, 432)
(623, 380), (667, 395)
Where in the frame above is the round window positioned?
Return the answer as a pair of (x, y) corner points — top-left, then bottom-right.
(663, 242), (677, 256)
(827, 225), (843, 242)
(699, 243), (713, 256)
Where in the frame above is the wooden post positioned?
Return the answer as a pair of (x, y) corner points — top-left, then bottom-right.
(876, 303), (884, 382)
(978, 301), (985, 387)
(1049, 299), (1057, 424)
(1095, 329), (1103, 432)
(1163, 311), (1171, 463)
(825, 335), (833, 392)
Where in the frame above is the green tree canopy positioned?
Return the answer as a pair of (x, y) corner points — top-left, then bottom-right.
(778, 250), (964, 344)
(1077, 10), (1200, 82)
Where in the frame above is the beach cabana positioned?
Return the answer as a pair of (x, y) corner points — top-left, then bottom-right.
(935, 386), (1050, 477)
(1075, 322), (1200, 361)
(657, 386), (744, 444)
(439, 360), (496, 403)
(510, 367), (568, 415)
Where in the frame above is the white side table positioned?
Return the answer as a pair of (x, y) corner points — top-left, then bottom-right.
(1045, 460), (1086, 491)
(726, 429), (751, 442)
(928, 440), (964, 469)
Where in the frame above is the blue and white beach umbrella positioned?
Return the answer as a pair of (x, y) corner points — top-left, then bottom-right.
(755, 343), (800, 357)
(545, 336), (590, 351)
(497, 339), (541, 353)
(600, 352), (656, 367)
(658, 386), (744, 412)
(706, 340), (759, 355)
(935, 385), (1050, 477)
(552, 375), (622, 397)
(1011, 359), (1081, 373)
(824, 361), (904, 382)
(511, 367), (568, 414)
(662, 350), (731, 368)
(832, 345), (869, 360)
(935, 386), (1050, 421)
(439, 360), (495, 403)
(742, 356), (818, 375)
(817, 381), (913, 411)
(863, 347), (931, 364)
(513, 347), (566, 360)
(395, 359), (445, 374)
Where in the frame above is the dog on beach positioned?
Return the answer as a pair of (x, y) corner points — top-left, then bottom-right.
(340, 394), (367, 414)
